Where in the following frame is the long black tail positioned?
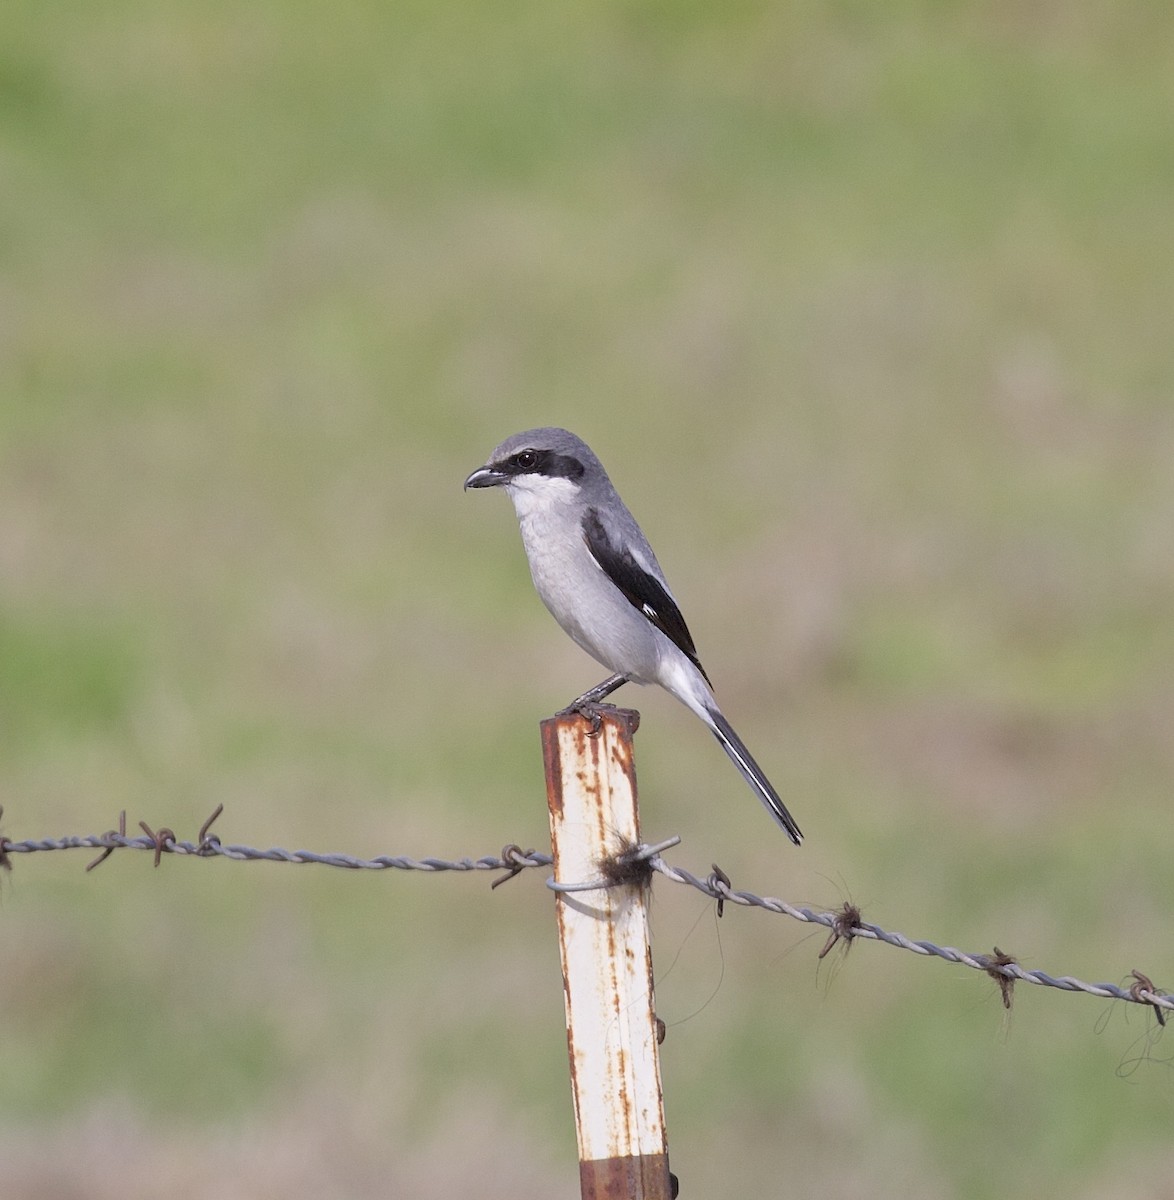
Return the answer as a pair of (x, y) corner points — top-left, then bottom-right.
(707, 707), (803, 845)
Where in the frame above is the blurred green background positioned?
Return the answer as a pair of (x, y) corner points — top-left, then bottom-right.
(2, 1), (1173, 1196)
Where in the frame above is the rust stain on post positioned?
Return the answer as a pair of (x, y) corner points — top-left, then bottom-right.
(541, 718), (567, 818)
(543, 709), (671, 1200)
(580, 1155), (673, 1200)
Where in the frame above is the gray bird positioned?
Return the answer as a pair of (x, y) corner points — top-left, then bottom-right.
(465, 427), (802, 844)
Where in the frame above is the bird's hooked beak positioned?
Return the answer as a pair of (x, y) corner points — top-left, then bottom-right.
(464, 464), (507, 490)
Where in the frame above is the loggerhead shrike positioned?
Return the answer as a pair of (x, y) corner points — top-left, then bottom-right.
(465, 427), (802, 844)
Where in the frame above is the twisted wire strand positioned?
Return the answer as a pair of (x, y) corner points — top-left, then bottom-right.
(2, 831), (552, 874)
(650, 858), (1174, 1015)
(2, 818), (1169, 1017)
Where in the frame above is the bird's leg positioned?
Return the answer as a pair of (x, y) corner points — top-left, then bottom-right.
(569, 673), (629, 707)
(559, 673), (630, 735)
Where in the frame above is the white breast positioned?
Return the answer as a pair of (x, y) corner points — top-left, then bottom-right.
(503, 476), (665, 683)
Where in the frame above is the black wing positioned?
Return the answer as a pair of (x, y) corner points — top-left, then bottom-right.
(582, 507), (711, 685)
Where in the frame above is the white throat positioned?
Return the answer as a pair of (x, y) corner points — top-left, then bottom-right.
(504, 475), (584, 562)
(504, 474), (582, 522)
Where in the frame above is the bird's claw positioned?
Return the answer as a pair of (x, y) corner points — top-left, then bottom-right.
(558, 700), (619, 737)
(557, 673), (629, 735)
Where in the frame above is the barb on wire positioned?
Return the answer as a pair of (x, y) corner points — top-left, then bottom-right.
(139, 820), (176, 868)
(1128, 970), (1167, 1028)
(86, 810), (127, 872)
(197, 803), (224, 854)
(709, 864), (731, 918)
(819, 902), (864, 962)
(975, 947), (1018, 1010)
(491, 844), (543, 890)
(3, 805), (1170, 1020)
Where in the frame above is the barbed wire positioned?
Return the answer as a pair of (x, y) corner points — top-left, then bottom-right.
(647, 858), (1171, 1020)
(0, 804), (1168, 1022)
(0, 806), (552, 881)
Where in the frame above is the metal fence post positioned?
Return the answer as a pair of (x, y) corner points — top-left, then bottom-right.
(541, 709), (674, 1200)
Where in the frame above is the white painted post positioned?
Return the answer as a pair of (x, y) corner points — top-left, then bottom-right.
(541, 709), (673, 1200)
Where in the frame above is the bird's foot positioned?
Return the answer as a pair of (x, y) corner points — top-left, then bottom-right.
(557, 699), (620, 737)
(558, 674), (630, 736)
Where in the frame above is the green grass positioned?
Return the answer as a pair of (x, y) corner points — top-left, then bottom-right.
(2, 2), (1173, 1196)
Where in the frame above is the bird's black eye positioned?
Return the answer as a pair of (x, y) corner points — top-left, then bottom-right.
(511, 450), (539, 471)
